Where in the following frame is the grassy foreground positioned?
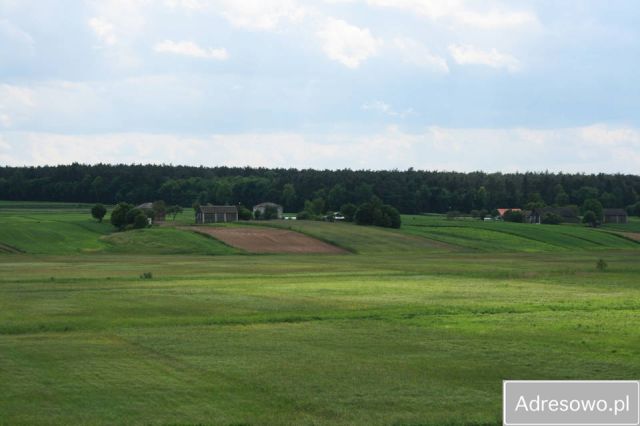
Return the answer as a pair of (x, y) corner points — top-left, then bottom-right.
(1, 203), (639, 424)
(1, 252), (640, 425)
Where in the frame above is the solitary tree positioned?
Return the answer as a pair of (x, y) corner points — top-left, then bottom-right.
(340, 203), (357, 222)
(582, 198), (603, 221)
(166, 205), (183, 220)
(110, 202), (133, 230)
(582, 210), (599, 227)
(262, 205), (279, 220)
(91, 203), (107, 222)
(152, 200), (166, 217)
(281, 183), (296, 210)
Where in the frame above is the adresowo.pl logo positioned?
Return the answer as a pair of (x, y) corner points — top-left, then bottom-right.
(503, 380), (640, 425)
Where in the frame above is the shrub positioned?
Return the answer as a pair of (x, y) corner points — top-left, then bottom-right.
(541, 213), (563, 225)
(503, 210), (524, 223)
(133, 213), (149, 229)
(262, 205), (279, 220)
(237, 205), (252, 220)
(91, 203), (107, 222)
(470, 209), (489, 220)
(596, 259), (608, 272)
(380, 205), (401, 229)
(582, 210), (599, 227)
(340, 203), (357, 222)
(446, 210), (460, 220)
(125, 208), (143, 224)
(110, 202), (133, 230)
(140, 272), (153, 279)
(355, 198), (401, 229)
(355, 202), (375, 224)
(152, 200), (166, 217)
(296, 210), (312, 220)
(627, 202), (640, 217)
(581, 198), (603, 219)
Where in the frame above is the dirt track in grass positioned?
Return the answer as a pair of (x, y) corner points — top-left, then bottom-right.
(186, 226), (347, 254)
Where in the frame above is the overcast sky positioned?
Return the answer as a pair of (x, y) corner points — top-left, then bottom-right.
(1, 0), (639, 172)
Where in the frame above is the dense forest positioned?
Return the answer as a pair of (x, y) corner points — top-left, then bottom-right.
(1, 164), (639, 214)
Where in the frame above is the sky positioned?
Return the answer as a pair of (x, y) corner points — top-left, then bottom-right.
(0, 0), (639, 172)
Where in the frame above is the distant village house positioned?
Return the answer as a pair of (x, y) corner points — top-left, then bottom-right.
(196, 205), (238, 224)
(603, 208), (628, 224)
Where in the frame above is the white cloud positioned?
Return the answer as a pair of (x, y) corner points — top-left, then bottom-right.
(448, 44), (520, 71)
(366, 0), (537, 30)
(217, 0), (306, 31)
(88, 17), (117, 46)
(317, 18), (380, 68)
(392, 37), (448, 73)
(0, 84), (35, 107)
(2, 124), (638, 173)
(0, 18), (34, 47)
(154, 40), (228, 60)
(166, 0), (307, 31)
(0, 84), (36, 128)
(362, 100), (414, 118)
(165, 0), (206, 9)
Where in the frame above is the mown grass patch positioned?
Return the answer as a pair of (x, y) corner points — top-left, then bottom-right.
(0, 251), (639, 424)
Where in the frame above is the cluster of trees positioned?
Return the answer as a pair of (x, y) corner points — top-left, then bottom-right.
(109, 203), (150, 230)
(296, 197), (401, 228)
(94, 200), (183, 231)
(2, 164), (639, 216)
(497, 198), (608, 227)
(353, 198), (401, 229)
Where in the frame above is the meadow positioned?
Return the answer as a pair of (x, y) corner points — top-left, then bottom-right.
(1, 203), (639, 425)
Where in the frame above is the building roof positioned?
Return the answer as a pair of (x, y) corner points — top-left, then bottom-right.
(136, 202), (154, 210)
(198, 205), (238, 214)
(497, 208), (521, 216)
(253, 202), (282, 209)
(603, 208), (628, 216)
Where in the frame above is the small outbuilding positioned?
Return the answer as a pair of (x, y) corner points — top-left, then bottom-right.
(253, 202), (283, 219)
(196, 205), (238, 224)
(603, 208), (628, 224)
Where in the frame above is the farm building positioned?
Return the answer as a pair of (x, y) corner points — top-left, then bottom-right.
(603, 208), (628, 224)
(136, 202), (165, 223)
(253, 202), (283, 219)
(497, 208), (521, 218)
(195, 205), (238, 224)
(526, 207), (579, 224)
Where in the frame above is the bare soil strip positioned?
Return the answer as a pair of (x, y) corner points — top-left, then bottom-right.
(187, 226), (347, 254)
(618, 232), (640, 242)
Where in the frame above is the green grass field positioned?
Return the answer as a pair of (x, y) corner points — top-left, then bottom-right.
(1, 203), (639, 425)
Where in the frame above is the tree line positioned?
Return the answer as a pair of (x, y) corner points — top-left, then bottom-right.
(1, 163), (639, 215)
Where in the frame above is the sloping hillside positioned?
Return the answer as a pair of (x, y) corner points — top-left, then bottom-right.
(401, 215), (639, 252)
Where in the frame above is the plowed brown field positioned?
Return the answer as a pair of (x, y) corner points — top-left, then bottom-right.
(188, 226), (346, 254)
